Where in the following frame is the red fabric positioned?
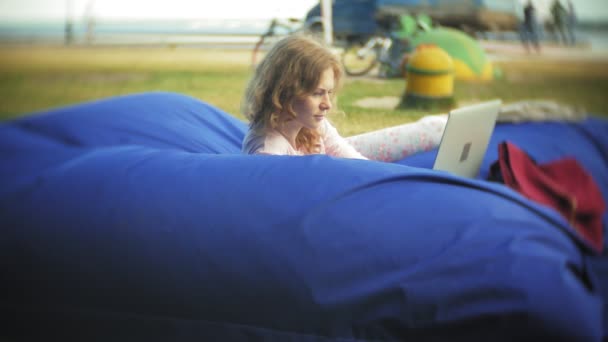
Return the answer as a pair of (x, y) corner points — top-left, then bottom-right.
(496, 141), (605, 254)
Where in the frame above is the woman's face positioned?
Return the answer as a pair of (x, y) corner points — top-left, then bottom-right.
(291, 67), (335, 130)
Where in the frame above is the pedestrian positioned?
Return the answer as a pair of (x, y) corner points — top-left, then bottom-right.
(566, 0), (577, 45)
(551, 0), (569, 45)
(521, 1), (541, 53)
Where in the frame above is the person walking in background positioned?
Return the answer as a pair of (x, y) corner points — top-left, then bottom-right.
(551, 0), (569, 45)
(521, 1), (541, 53)
(566, 0), (577, 45)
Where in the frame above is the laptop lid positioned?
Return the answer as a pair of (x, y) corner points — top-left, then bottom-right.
(432, 99), (502, 178)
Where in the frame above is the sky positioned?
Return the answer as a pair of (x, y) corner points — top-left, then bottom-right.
(0, 0), (319, 20)
(0, 0), (607, 22)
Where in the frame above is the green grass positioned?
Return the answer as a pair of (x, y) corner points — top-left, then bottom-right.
(1, 45), (607, 135)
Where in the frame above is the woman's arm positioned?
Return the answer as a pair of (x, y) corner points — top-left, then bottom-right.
(345, 114), (448, 162)
(321, 120), (368, 160)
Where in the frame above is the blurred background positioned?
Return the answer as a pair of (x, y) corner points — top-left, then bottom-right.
(0, 0), (607, 133)
(0, 0), (606, 48)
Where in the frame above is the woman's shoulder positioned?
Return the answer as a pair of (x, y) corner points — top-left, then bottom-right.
(242, 129), (300, 156)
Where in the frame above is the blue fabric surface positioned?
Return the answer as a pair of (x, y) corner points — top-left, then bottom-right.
(1, 92), (606, 341)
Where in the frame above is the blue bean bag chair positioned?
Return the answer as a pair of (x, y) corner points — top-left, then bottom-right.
(1, 92), (607, 341)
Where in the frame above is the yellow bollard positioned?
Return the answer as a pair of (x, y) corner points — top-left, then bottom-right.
(399, 44), (455, 110)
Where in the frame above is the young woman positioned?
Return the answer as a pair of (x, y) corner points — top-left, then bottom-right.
(241, 34), (448, 161)
(241, 34), (584, 162)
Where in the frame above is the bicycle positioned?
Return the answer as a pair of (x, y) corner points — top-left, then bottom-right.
(251, 17), (323, 67)
(341, 14), (432, 77)
(341, 34), (396, 77)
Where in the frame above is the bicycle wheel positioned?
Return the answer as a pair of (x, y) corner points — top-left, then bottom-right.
(252, 34), (279, 68)
(341, 42), (379, 76)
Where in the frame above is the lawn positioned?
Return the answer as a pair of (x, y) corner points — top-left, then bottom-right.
(1, 44), (607, 136)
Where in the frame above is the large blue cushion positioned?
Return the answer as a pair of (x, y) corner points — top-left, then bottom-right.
(1, 92), (606, 341)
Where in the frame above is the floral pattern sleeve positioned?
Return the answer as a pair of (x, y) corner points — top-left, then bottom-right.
(345, 114), (448, 162)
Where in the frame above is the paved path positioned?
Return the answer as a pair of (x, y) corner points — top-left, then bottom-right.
(480, 40), (608, 62)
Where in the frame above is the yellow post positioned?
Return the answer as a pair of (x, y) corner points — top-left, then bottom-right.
(399, 44), (455, 110)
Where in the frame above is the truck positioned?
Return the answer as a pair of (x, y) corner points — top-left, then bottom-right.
(305, 0), (522, 42)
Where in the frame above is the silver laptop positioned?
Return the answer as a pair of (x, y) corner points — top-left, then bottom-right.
(432, 99), (502, 178)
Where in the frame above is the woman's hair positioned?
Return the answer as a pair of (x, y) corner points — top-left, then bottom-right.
(241, 34), (343, 153)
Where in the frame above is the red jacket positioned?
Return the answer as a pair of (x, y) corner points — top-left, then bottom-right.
(490, 141), (605, 254)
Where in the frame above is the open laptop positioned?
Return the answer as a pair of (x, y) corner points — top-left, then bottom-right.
(432, 99), (502, 178)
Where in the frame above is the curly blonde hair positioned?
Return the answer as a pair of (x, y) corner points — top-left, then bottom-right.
(241, 34), (343, 154)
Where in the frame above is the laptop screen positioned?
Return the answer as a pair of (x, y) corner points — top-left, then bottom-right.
(432, 99), (502, 178)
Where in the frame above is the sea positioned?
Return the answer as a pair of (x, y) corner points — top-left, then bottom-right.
(1, 18), (607, 51)
(0, 19), (273, 48)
